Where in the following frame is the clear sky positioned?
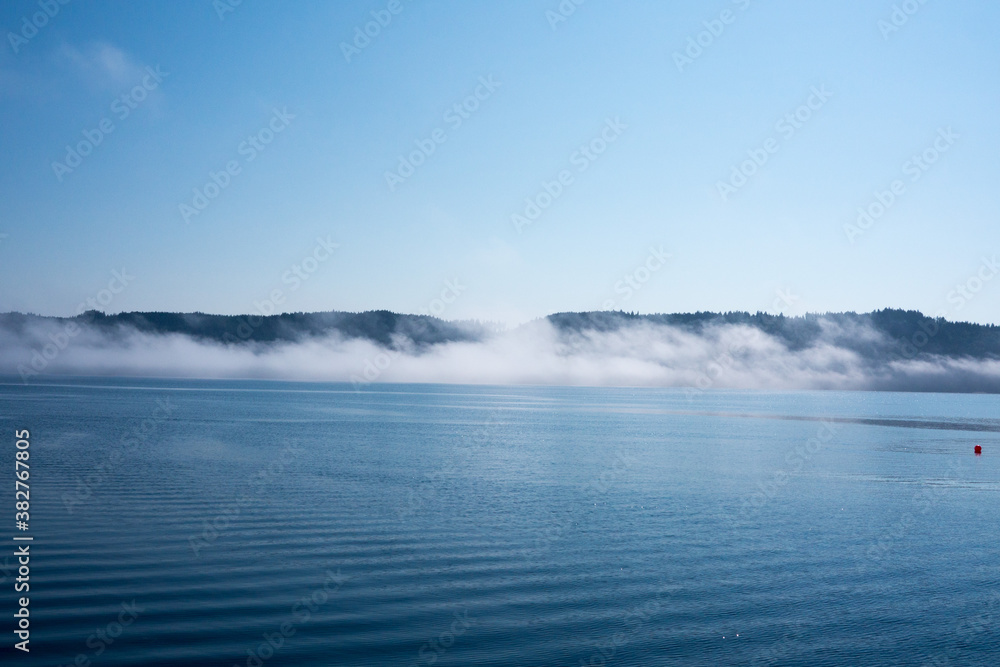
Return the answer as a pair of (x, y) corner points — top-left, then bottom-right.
(1, 0), (997, 325)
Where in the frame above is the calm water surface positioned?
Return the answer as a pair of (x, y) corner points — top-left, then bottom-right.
(1, 379), (998, 666)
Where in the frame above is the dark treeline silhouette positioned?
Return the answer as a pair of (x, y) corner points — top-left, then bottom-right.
(1, 307), (998, 362)
(546, 308), (1000, 361)
(0, 309), (486, 348)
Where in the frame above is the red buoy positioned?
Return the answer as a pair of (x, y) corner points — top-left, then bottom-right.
(975, 445), (982, 455)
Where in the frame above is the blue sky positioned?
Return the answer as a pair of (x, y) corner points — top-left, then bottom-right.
(1, 0), (997, 325)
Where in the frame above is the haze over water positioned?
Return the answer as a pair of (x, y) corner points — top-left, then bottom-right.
(3, 378), (998, 666)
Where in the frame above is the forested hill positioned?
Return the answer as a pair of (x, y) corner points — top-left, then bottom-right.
(0, 309), (493, 347)
(1, 308), (998, 362)
(546, 309), (1000, 361)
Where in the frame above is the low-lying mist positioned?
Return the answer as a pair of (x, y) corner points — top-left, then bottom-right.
(3, 309), (1000, 392)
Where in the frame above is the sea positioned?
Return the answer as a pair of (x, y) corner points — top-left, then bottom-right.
(1, 378), (998, 666)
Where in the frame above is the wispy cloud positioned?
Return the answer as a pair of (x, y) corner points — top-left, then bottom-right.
(58, 41), (147, 90)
